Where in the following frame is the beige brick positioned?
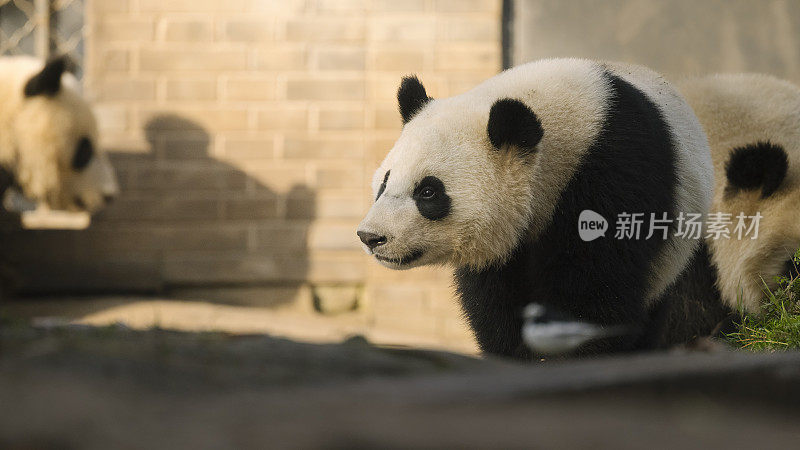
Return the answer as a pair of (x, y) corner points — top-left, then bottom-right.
(373, 49), (426, 71)
(367, 137), (399, 163)
(315, 0), (367, 12)
(98, 49), (129, 71)
(318, 107), (364, 130)
(285, 19), (365, 41)
(249, 0), (307, 13)
(156, 134), (214, 159)
(308, 223), (361, 251)
(254, 223), (311, 251)
(140, 108), (249, 132)
(93, 1), (129, 13)
(255, 107), (308, 131)
(138, 0), (249, 12)
(223, 196), (280, 220)
(140, 49), (248, 71)
(316, 48), (365, 71)
(159, 225), (249, 251)
(224, 77), (276, 101)
(71, 226), (164, 253)
(126, 166), (247, 191)
(286, 78), (364, 101)
(435, 45), (500, 71)
(93, 105), (129, 133)
(163, 253), (310, 284)
(313, 192), (366, 219)
(163, 19), (214, 41)
(308, 253), (366, 283)
(368, 76), (419, 102)
(285, 184), (317, 219)
(372, 106), (401, 130)
(371, 0), (426, 11)
(439, 316), (474, 341)
(166, 79), (217, 101)
(284, 137), (364, 159)
(94, 79), (157, 101)
(369, 17), (435, 41)
(439, 17), (499, 41)
(97, 196), (221, 221)
(447, 74), (496, 95)
(97, 19), (154, 41)
(315, 166), (364, 188)
(373, 308), (438, 336)
(221, 19), (274, 42)
(236, 162), (310, 191)
(371, 285), (427, 312)
(434, 0), (500, 12)
(426, 288), (461, 315)
(223, 137), (276, 159)
(254, 48), (307, 71)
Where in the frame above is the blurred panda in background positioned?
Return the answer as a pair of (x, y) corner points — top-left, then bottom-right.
(0, 55), (118, 217)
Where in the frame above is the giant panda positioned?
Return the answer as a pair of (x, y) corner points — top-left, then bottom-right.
(357, 59), (724, 359)
(0, 56), (118, 213)
(677, 74), (800, 315)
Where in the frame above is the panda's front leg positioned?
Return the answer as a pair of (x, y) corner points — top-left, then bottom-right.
(521, 303), (634, 356)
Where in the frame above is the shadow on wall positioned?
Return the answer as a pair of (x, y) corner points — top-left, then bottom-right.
(0, 114), (316, 308)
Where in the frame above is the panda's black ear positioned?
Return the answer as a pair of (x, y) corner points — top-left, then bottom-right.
(24, 56), (67, 98)
(487, 98), (543, 154)
(398, 75), (432, 124)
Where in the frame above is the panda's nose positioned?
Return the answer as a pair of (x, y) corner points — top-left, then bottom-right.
(103, 194), (115, 205)
(357, 231), (387, 250)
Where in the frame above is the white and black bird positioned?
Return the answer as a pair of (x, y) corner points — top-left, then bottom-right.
(522, 303), (630, 356)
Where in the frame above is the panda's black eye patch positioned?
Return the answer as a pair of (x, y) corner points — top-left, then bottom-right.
(413, 176), (450, 221)
(376, 170), (390, 201)
(72, 137), (94, 170)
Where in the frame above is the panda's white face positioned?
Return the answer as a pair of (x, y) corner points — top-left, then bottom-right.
(358, 77), (543, 270)
(11, 57), (118, 213)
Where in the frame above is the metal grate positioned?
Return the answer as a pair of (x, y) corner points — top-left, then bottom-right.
(0, 0), (84, 78)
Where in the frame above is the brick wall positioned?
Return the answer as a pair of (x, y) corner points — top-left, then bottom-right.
(5, 0), (502, 350)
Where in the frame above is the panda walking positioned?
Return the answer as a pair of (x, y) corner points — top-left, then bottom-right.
(358, 58), (725, 359)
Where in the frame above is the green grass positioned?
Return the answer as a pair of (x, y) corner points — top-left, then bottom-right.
(725, 248), (800, 351)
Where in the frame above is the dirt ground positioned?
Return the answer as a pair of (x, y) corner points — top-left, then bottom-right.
(1, 294), (479, 355)
(2, 323), (800, 449)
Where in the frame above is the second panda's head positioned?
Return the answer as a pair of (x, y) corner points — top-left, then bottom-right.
(358, 76), (544, 270)
(13, 57), (118, 213)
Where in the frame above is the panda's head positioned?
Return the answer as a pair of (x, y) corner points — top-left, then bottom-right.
(13, 57), (118, 213)
(358, 76), (544, 270)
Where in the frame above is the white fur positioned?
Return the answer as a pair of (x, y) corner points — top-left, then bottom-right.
(0, 56), (118, 213)
(360, 59), (610, 270)
(678, 74), (800, 312)
(360, 57), (712, 302)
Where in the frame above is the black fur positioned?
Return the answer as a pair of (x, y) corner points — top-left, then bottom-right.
(397, 76), (431, 124)
(72, 138), (94, 171)
(24, 56), (66, 98)
(376, 170), (390, 201)
(725, 142), (788, 198)
(487, 98), (543, 154)
(781, 257), (799, 280)
(456, 72), (682, 359)
(413, 175), (450, 221)
(644, 242), (732, 348)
